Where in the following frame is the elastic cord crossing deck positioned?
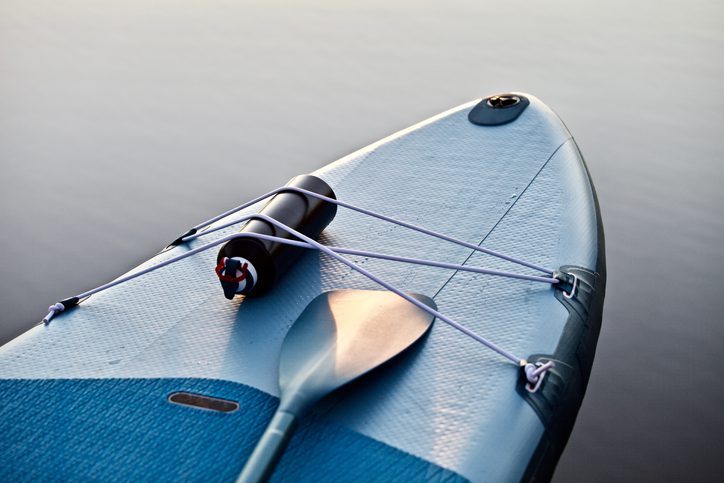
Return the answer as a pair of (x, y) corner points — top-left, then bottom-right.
(42, 188), (565, 388)
(173, 185), (554, 275)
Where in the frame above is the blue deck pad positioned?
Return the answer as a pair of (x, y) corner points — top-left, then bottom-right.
(0, 378), (466, 482)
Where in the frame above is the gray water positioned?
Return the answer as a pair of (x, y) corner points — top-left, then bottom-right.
(1, 1), (722, 481)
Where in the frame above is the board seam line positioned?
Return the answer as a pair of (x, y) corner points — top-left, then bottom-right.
(431, 137), (573, 300)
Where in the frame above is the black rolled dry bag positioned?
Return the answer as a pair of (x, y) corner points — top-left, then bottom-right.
(215, 174), (337, 299)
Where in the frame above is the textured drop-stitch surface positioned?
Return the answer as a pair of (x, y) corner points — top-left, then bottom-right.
(0, 94), (600, 481)
(0, 378), (465, 482)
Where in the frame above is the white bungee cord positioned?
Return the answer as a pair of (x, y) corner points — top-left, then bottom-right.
(42, 187), (567, 389)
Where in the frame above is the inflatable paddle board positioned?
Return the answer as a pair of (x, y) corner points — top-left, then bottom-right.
(0, 93), (606, 482)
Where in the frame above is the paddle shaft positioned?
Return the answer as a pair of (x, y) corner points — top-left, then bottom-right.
(237, 410), (298, 483)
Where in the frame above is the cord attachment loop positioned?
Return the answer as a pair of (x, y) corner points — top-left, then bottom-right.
(42, 297), (80, 325)
(523, 360), (555, 393)
(167, 228), (198, 249)
(553, 270), (579, 299)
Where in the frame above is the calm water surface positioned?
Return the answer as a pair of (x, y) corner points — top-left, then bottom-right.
(1, 1), (722, 481)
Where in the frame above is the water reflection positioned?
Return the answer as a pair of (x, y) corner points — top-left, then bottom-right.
(1, 1), (722, 481)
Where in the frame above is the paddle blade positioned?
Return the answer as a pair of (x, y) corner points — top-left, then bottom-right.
(277, 289), (435, 414)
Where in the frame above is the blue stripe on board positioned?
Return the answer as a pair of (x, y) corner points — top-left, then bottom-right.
(0, 378), (466, 482)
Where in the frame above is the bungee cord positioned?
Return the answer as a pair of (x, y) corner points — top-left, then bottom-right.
(175, 185), (555, 275)
(42, 187), (566, 389)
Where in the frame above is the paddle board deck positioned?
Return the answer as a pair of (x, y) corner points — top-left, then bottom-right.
(0, 93), (605, 482)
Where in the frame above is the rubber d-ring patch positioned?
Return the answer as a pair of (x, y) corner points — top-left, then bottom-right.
(468, 93), (530, 126)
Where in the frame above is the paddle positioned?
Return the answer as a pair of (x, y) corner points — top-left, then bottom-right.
(236, 289), (436, 483)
